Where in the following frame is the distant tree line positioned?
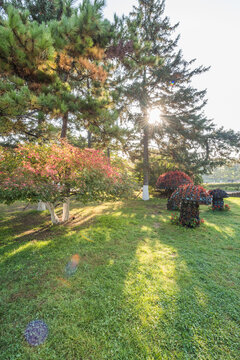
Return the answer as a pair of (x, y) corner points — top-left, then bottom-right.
(203, 163), (240, 183)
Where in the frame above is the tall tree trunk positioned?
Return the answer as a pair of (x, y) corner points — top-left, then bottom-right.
(142, 123), (150, 200)
(46, 202), (60, 224)
(86, 78), (92, 148)
(36, 116), (46, 210)
(141, 66), (149, 201)
(62, 197), (70, 222)
(87, 131), (92, 148)
(61, 112), (68, 138)
(61, 112), (70, 221)
(37, 116), (44, 133)
(107, 147), (110, 162)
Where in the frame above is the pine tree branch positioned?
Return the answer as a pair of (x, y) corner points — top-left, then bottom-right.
(12, 27), (28, 53)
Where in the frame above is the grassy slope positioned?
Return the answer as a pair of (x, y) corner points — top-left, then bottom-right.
(0, 198), (239, 360)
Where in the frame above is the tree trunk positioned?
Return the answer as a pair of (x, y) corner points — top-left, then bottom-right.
(61, 112), (68, 138)
(142, 123), (149, 200)
(107, 148), (110, 162)
(87, 131), (92, 148)
(62, 197), (70, 222)
(46, 202), (60, 224)
(37, 201), (46, 211)
(141, 66), (149, 201)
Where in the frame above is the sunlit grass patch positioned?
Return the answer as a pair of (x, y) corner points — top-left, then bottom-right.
(5, 240), (51, 259)
(0, 198), (239, 359)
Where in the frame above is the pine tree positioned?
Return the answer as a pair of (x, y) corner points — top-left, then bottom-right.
(118, 0), (211, 199)
(0, 0), (72, 23)
(109, 0), (240, 198)
(0, 1), (120, 146)
(0, 0), (77, 145)
(0, 6), (57, 143)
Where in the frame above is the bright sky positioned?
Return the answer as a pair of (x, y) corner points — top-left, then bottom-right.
(103, 0), (240, 132)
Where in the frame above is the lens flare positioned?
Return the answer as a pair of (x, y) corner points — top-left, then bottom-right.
(71, 254), (80, 266)
(65, 253), (80, 277)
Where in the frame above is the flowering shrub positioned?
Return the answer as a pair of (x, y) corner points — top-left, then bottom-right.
(170, 213), (205, 228)
(208, 188), (229, 211)
(208, 189), (229, 200)
(156, 171), (193, 190)
(181, 217), (205, 228)
(209, 204), (231, 212)
(169, 184), (211, 228)
(171, 184), (212, 204)
(170, 184), (212, 210)
(0, 142), (133, 224)
(170, 214), (179, 225)
(156, 171), (193, 210)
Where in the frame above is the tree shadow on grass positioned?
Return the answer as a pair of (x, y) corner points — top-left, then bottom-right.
(139, 201), (240, 358)
(0, 200), (147, 359)
(0, 201), (130, 248)
(0, 198), (239, 359)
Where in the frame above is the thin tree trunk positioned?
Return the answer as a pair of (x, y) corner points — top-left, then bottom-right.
(46, 202), (60, 224)
(61, 112), (68, 138)
(87, 78), (92, 148)
(62, 197), (70, 222)
(141, 66), (149, 201)
(87, 131), (92, 148)
(107, 148), (110, 162)
(37, 201), (46, 211)
(37, 116), (44, 138)
(142, 123), (150, 200)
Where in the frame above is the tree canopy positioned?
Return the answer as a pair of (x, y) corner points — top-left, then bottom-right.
(0, 0), (240, 200)
(0, 141), (133, 223)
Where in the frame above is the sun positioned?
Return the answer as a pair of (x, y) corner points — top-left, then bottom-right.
(148, 108), (162, 125)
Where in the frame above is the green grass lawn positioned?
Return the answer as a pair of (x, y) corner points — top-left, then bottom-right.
(0, 198), (240, 360)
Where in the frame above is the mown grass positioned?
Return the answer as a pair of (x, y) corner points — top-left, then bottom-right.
(0, 198), (239, 359)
